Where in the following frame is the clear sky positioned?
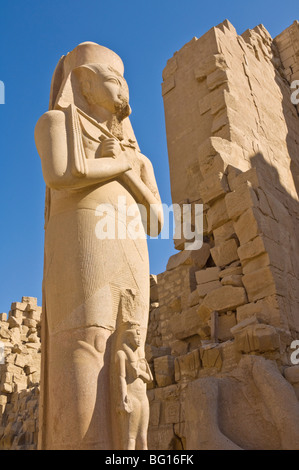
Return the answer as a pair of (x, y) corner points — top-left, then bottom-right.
(0, 0), (297, 314)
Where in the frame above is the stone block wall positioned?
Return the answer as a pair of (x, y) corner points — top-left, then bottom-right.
(146, 245), (299, 449)
(144, 19), (299, 450)
(162, 18), (299, 339)
(0, 297), (41, 450)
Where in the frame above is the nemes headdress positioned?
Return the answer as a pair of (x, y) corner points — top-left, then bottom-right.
(49, 42), (125, 110)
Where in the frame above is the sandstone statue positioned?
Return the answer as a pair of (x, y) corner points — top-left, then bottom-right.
(113, 315), (153, 450)
(35, 42), (163, 450)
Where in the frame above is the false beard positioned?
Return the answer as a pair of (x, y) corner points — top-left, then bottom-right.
(107, 100), (131, 141)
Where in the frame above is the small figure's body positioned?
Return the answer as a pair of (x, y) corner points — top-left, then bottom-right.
(115, 322), (152, 450)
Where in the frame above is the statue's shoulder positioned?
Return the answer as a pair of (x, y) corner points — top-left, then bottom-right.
(35, 109), (66, 134)
(35, 110), (68, 158)
(138, 152), (153, 170)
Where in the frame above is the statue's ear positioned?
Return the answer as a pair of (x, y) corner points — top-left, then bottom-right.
(81, 79), (91, 96)
(72, 66), (95, 105)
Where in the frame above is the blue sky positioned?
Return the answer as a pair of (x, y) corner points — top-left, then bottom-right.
(0, 0), (297, 313)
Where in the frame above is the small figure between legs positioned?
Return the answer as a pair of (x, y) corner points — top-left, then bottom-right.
(115, 322), (153, 450)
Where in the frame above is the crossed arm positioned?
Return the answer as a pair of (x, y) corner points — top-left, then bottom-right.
(35, 110), (131, 190)
(35, 109), (163, 235)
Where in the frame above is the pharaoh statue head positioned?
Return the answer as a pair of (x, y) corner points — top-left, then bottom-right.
(49, 42), (136, 142)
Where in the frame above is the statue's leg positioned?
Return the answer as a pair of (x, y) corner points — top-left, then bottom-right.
(45, 326), (113, 450)
(125, 397), (142, 450)
(127, 437), (136, 450)
(136, 398), (149, 450)
(185, 378), (243, 450)
(252, 356), (299, 450)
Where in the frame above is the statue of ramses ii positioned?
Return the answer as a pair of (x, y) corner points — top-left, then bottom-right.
(35, 42), (163, 450)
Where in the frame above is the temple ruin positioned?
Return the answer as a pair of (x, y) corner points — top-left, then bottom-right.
(1, 19), (299, 450)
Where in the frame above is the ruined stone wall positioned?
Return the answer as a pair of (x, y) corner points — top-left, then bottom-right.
(275, 20), (299, 105)
(0, 298), (41, 450)
(145, 20), (299, 450)
(161, 18), (299, 336)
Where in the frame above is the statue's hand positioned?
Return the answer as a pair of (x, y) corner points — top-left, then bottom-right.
(116, 153), (132, 173)
(117, 395), (133, 414)
(101, 138), (122, 158)
(124, 396), (133, 414)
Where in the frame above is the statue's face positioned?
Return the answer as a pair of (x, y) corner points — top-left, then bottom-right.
(87, 66), (130, 118)
(127, 328), (141, 349)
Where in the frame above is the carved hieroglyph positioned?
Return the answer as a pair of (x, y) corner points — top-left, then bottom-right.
(35, 42), (163, 450)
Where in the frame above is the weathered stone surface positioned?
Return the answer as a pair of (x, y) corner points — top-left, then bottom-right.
(196, 267), (220, 284)
(233, 207), (268, 245)
(242, 267), (280, 302)
(154, 356), (175, 388)
(285, 366), (299, 385)
(171, 306), (202, 340)
(225, 183), (259, 220)
(241, 253), (270, 275)
(219, 264), (242, 278)
(197, 280), (222, 298)
(148, 424), (179, 451)
(238, 236), (266, 262)
(197, 137), (241, 179)
(232, 323), (280, 354)
(175, 350), (201, 382)
(217, 314), (237, 341)
(187, 289), (200, 308)
(200, 344), (222, 370)
(211, 238), (239, 267)
(185, 356), (299, 450)
(198, 286), (247, 317)
(236, 297), (281, 326)
(166, 244), (210, 271)
(207, 198), (230, 232)
(198, 172), (229, 204)
(213, 220), (236, 244)
(145, 345), (171, 363)
(221, 274), (243, 287)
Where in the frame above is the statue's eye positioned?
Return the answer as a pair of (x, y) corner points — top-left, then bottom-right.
(106, 77), (120, 85)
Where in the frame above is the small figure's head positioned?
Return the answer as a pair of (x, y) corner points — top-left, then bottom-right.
(122, 322), (141, 350)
